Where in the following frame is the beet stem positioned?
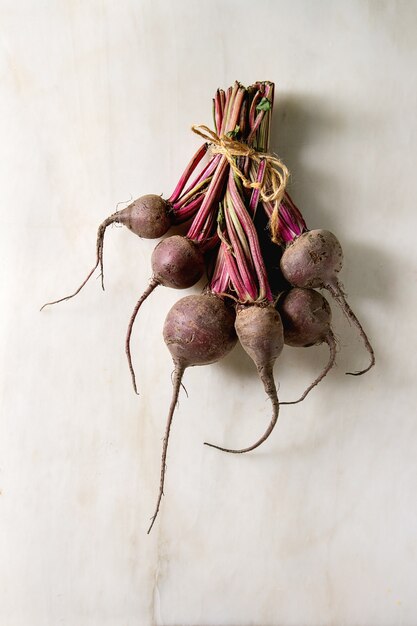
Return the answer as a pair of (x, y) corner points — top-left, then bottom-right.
(40, 215), (116, 311)
(228, 171), (273, 302)
(125, 278), (159, 395)
(326, 280), (375, 375)
(168, 143), (208, 204)
(147, 361), (185, 534)
(176, 155), (220, 207)
(281, 331), (337, 405)
(204, 364), (279, 454)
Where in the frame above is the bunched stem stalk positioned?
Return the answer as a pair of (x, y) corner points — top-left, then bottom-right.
(168, 143), (208, 204)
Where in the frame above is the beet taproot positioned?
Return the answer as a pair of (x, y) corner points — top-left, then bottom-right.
(278, 287), (337, 403)
(280, 229), (374, 375)
(205, 304), (283, 454)
(147, 293), (237, 533)
(41, 195), (172, 310)
(126, 236), (205, 393)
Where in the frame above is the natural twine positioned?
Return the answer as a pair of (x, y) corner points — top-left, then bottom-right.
(192, 124), (289, 241)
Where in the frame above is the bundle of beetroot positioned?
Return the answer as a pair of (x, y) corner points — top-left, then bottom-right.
(42, 80), (375, 532)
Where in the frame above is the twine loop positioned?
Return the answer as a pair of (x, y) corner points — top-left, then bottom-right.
(191, 124), (289, 207)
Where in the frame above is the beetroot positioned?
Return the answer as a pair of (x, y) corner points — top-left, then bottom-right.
(280, 229), (375, 375)
(278, 287), (337, 403)
(126, 236), (205, 394)
(205, 304), (283, 453)
(280, 229), (343, 290)
(151, 235), (205, 289)
(118, 195), (171, 239)
(147, 293), (237, 533)
(41, 195), (172, 310)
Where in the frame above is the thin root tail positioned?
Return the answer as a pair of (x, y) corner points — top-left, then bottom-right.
(326, 280), (375, 375)
(204, 364), (279, 454)
(281, 331), (337, 405)
(125, 278), (159, 395)
(147, 361), (185, 534)
(40, 214), (118, 310)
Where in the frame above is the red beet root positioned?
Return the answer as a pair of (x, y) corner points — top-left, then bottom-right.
(279, 287), (332, 347)
(280, 229), (375, 375)
(164, 293), (237, 366)
(147, 293), (237, 533)
(152, 236), (205, 289)
(119, 195), (171, 239)
(278, 287), (337, 403)
(41, 195), (172, 310)
(126, 236), (206, 394)
(205, 304), (283, 454)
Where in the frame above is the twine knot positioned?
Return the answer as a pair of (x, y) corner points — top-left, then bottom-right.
(191, 124), (289, 207)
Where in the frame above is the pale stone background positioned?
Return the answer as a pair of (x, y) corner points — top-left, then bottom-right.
(1, 1), (417, 624)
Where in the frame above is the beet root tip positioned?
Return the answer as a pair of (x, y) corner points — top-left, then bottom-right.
(147, 361), (185, 534)
(326, 281), (375, 376)
(125, 278), (160, 395)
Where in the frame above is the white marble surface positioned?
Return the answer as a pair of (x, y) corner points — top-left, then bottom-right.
(1, 1), (417, 624)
